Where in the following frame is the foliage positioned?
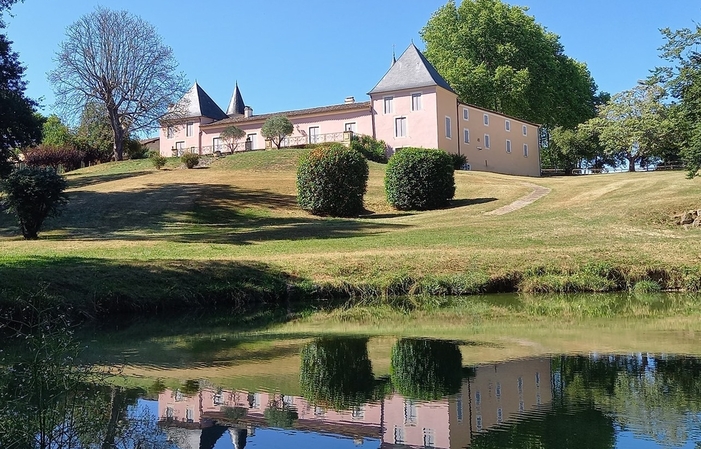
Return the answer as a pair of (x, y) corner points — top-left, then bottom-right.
(0, 7), (42, 178)
(421, 0), (600, 129)
(264, 401), (299, 429)
(124, 138), (148, 159)
(1, 166), (68, 239)
(297, 143), (369, 216)
(450, 153), (467, 170)
(633, 280), (662, 294)
(655, 25), (701, 178)
(586, 84), (672, 171)
(261, 115), (294, 149)
(74, 101), (114, 163)
(150, 153), (167, 170)
(543, 125), (609, 173)
(49, 7), (188, 161)
(384, 148), (455, 210)
(299, 338), (375, 410)
(220, 125), (246, 153)
(390, 338), (463, 400)
(181, 152), (199, 169)
(41, 114), (73, 147)
(350, 134), (387, 163)
(24, 145), (85, 172)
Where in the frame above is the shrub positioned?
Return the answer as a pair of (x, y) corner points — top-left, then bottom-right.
(297, 143), (369, 216)
(350, 134), (387, 163)
(633, 279), (662, 294)
(384, 148), (455, 210)
(181, 152), (199, 169)
(150, 153), (167, 170)
(24, 145), (85, 172)
(124, 138), (149, 159)
(450, 153), (467, 170)
(1, 167), (68, 239)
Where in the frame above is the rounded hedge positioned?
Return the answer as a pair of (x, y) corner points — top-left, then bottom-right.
(297, 143), (369, 216)
(384, 148), (455, 210)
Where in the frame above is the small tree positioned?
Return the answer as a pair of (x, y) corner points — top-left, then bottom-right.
(1, 167), (68, 239)
(261, 115), (293, 149)
(220, 125), (246, 153)
(181, 152), (199, 169)
(350, 134), (388, 163)
(385, 148), (455, 210)
(297, 144), (369, 217)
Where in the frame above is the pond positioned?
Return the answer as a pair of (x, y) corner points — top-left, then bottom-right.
(2, 293), (701, 449)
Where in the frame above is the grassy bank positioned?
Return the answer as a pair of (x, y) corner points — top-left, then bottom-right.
(0, 149), (700, 319)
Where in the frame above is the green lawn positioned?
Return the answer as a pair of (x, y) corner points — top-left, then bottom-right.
(0, 149), (699, 315)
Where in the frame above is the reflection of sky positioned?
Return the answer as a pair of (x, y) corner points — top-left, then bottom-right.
(615, 429), (698, 449)
(213, 429), (380, 449)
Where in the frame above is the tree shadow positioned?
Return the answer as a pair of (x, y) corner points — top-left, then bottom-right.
(447, 197), (498, 208)
(0, 182), (408, 244)
(67, 170), (154, 189)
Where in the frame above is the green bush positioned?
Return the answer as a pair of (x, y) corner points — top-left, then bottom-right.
(385, 148), (455, 210)
(181, 152), (199, 169)
(350, 134), (387, 163)
(1, 167), (68, 239)
(150, 153), (167, 170)
(124, 139), (149, 159)
(390, 338), (463, 400)
(450, 153), (467, 170)
(297, 143), (369, 216)
(633, 279), (662, 294)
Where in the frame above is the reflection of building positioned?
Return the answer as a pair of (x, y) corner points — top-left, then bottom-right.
(158, 358), (552, 449)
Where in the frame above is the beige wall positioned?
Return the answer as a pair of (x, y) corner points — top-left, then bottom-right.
(435, 87), (459, 155)
(458, 103), (541, 177)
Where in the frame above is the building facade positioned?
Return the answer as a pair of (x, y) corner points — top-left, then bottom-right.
(159, 44), (541, 177)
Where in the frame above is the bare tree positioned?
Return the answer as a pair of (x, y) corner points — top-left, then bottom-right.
(49, 7), (188, 161)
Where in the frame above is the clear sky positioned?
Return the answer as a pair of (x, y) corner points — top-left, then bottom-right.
(3, 0), (700, 131)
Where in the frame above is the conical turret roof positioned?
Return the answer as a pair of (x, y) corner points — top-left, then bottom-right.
(226, 82), (246, 116)
(368, 43), (455, 95)
(173, 82), (227, 120)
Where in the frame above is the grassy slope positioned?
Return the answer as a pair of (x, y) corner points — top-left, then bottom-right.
(0, 150), (699, 313)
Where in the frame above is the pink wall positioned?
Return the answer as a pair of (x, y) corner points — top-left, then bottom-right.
(382, 394), (451, 448)
(371, 87), (439, 153)
(159, 117), (218, 156)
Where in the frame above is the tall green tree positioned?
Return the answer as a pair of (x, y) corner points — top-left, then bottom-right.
(74, 101), (114, 160)
(261, 115), (293, 149)
(41, 115), (73, 147)
(587, 84), (671, 172)
(421, 0), (600, 129)
(543, 125), (608, 174)
(0, 0), (42, 177)
(655, 25), (701, 177)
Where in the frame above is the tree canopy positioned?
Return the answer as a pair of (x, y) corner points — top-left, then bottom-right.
(220, 125), (246, 152)
(261, 115), (293, 149)
(421, 0), (600, 129)
(49, 7), (187, 161)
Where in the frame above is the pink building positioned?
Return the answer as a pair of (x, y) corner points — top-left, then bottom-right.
(159, 44), (541, 177)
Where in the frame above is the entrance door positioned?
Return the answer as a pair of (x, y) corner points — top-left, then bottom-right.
(309, 126), (320, 144)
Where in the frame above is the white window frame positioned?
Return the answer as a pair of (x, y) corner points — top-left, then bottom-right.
(484, 134), (491, 149)
(445, 116), (452, 139)
(308, 126), (320, 144)
(166, 126), (174, 139)
(395, 116), (407, 138)
(344, 122), (357, 132)
(483, 114), (489, 126)
(186, 122), (194, 137)
(247, 133), (257, 149)
(411, 92), (422, 111)
(383, 96), (394, 114)
(505, 120), (511, 132)
(523, 124), (528, 136)
(463, 107), (469, 121)
(506, 139), (512, 153)
(212, 137), (221, 152)
(523, 143), (529, 157)
(464, 128), (470, 144)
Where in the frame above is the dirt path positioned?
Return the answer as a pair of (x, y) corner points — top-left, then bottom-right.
(485, 182), (551, 216)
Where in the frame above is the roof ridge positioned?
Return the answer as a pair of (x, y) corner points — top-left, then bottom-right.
(368, 43), (455, 95)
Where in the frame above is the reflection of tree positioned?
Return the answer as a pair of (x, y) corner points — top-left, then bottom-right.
(264, 396), (299, 429)
(390, 338), (463, 400)
(299, 338), (375, 410)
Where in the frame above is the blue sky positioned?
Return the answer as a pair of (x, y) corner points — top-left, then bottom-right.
(4, 0), (700, 130)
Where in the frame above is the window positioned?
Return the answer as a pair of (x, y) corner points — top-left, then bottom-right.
(445, 116), (452, 139)
(497, 408), (503, 424)
(463, 108), (469, 120)
(483, 114), (490, 126)
(314, 406), (326, 417)
(464, 128), (470, 144)
(186, 408), (194, 422)
(423, 428), (435, 447)
(351, 406), (365, 420)
(523, 124), (528, 136)
(404, 400), (417, 425)
(166, 126), (174, 139)
(496, 382), (502, 399)
(484, 134), (491, 149)
(166, 407), (174, 419)
(175, 141), (185, 155)
(394, 426), (405, 445)
(246, 133), (257, 150)
(523, 144), (529, 157)
(456, 394), (463, 422)
(517, 377), (524, 394)
(384, 96), (394, 114)
(535, 372), (541, 387)
(395, 117), (407, 138)
(309, 126), (320, 144)
(476, 415), (483, 431)
(411, 93), (422, 111)
(212, 137), (221, 152)
(505, 120), (511, 132)
(475, 391), (482, 406)
(186, 122), (193, 137)
(506, 139), (512, 153)
(344, 122), (357, 132)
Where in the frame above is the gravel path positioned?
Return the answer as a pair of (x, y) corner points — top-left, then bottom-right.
(485, 182), (551, 216)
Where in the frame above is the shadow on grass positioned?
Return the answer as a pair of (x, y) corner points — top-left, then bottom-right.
(448, 197), (498, 208)
(0, 182), (408, 243)
(66, 170), (155, 189)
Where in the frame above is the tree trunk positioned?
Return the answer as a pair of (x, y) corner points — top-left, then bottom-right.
(628, 155), (636, 172)
(107, 107), (124, 161)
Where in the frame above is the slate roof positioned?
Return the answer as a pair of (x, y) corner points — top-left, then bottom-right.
(368, 43), (456, 95)
(173, 82), (228, 120)
(226, 82), (246, 116)
(202, 101), (372, 128)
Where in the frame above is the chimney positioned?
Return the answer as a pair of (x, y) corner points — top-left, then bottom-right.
(344, 96), (355, 104)
(244, 106), (253, 118)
